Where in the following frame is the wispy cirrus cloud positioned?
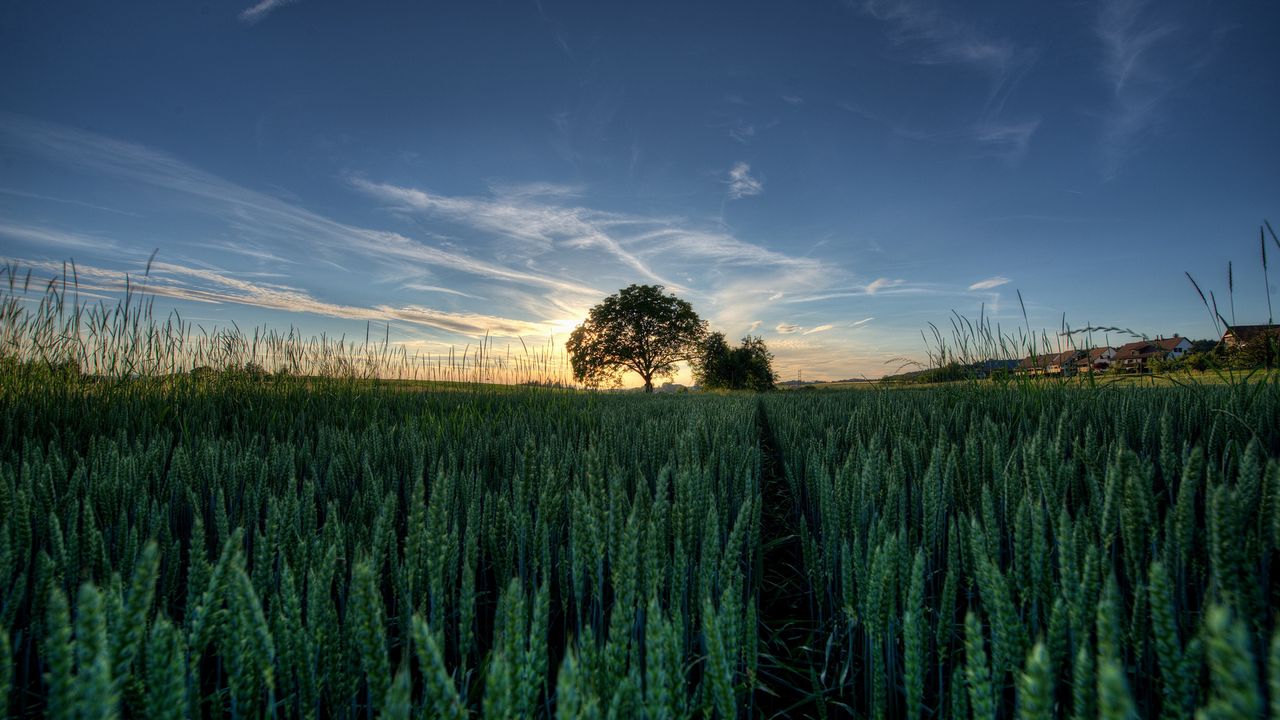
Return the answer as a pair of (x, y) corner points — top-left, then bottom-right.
(7, 256), (560, 338)
(710, 114), (781, 146)
(865, 277), (905, 294)
(1097, 0), (1176, 94)
(858, 0), (1019, 72)
(400, 283), (488, 301)
(728, 120), (756, 144)
(350, 174), (834, 324)
(239, 0), (298, 24)
(782, 278), (992, 304)
(972, 119), (1041, 163)
(1094, 0), (1191, 176)
(771, 322), (836, 336)
(851, 0), (1040, 159)
(0, 221), (120, 252)
(0, 113), (597, 301)
(349, 176), (671, 286)
(0, 187), (141, 217)
(968, 276), (1010, 290)
(726, 162), (763, 200)
(631, 228), (816, 270)
(0, 112), (849, 372)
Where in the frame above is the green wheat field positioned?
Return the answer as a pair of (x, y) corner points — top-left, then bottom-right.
(2, 273), (1280, 719)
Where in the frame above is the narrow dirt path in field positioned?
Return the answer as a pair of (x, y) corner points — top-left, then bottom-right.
(752, 401), (826, 719)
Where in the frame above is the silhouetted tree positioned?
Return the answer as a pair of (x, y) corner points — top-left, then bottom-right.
(693, 332), (778, 391)
(566, 284), (707, 392)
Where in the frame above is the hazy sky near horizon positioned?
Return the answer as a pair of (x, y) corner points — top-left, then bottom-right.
(1, 0), (1278, 381)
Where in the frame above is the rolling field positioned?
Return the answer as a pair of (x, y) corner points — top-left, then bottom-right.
(1, 367), (1278, 718)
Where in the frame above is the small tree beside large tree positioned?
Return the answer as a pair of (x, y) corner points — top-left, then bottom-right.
(566, 284), (707, 392)
(693, 332), (779, 391)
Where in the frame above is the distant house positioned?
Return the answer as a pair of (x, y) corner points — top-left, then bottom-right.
(1016, 349), (1087, 375)
(1017, 353), (1052, 375)
(1073, 347), (1116, 372)
(1091, 346), (1117, 370)
(1156, 335), (1193, 360)
(1018, 353), (1058, 375)
(1113, 335), (1191, 372)
(1045, 349), (1086, 375)
(1220, 324), (1280, 348)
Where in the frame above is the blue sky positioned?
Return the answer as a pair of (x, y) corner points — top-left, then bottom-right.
(1, 0), (1278, 381)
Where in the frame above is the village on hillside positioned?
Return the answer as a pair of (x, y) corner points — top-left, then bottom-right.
(1015, 323), (1280, 376)
(812, 322), (1280, 386)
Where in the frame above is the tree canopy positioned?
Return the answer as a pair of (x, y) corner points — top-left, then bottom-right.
(692, 332), (779, 391)
(566, 284), (707, 392)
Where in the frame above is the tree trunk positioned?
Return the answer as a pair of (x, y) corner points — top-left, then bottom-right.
(643, 374), (653, 392)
